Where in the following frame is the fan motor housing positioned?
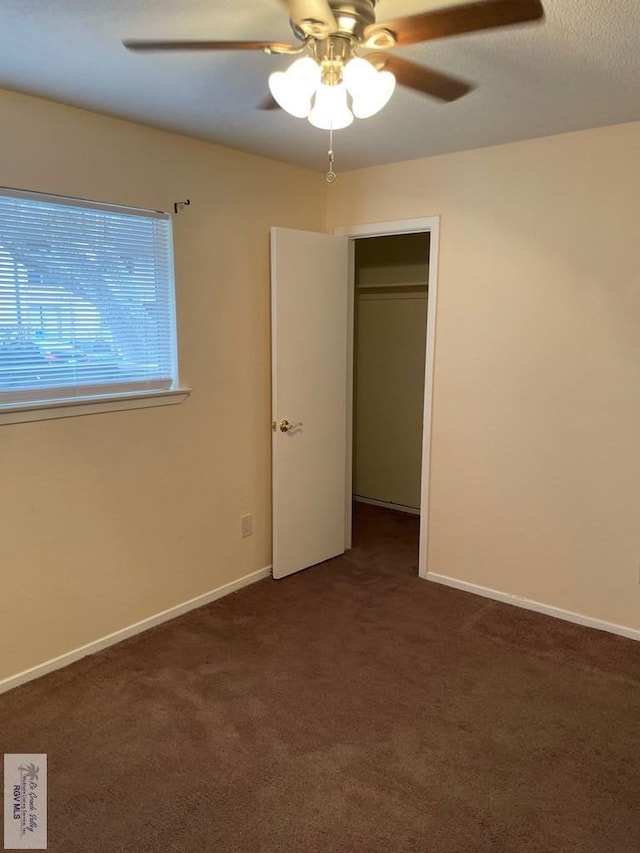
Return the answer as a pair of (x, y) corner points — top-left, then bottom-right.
(292, 0), (377, 42)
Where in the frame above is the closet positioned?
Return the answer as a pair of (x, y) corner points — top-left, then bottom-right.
(353, 232), (430, 513)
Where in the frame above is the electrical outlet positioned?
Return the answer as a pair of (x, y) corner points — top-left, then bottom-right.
(241, 514), (253, 538)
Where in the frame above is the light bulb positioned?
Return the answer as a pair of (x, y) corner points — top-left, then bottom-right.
(308, 83), (353, 130)
(268, 57), (321, 118)
(343, 57), (396, 119)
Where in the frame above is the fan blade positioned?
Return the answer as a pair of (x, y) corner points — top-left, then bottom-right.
(283, 0), (338, 37)
(364, 0), (544, 48)
(123, 39), (294, 52)
(368, 53), (473, 102)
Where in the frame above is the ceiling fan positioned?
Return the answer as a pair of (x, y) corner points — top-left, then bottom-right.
(124, 0), (544, 135)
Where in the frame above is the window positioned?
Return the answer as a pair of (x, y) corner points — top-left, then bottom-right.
(0, 187), (182, 418)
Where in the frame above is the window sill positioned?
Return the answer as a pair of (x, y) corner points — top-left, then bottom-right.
(0, 387), (191, 426)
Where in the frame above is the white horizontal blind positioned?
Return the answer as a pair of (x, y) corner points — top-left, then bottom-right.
(0, 188), (177, 408)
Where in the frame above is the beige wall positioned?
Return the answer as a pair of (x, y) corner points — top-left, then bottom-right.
(0, 89), (326, 681)
(329, 121), (640, 631)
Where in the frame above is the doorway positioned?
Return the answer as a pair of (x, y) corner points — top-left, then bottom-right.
(270, 217), (438, 580)
(350, 231), (430, 571)
(339, 217), (440, 579)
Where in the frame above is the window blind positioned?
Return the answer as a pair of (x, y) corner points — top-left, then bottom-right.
(0, 188), (178, 408)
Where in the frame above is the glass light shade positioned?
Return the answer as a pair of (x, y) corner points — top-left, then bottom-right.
(308, 83), (354, 130)
(343, 57), (396, 119)
(268, 57), (321, 118)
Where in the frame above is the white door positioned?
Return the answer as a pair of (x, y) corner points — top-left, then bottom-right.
(271, 227), (350, 579)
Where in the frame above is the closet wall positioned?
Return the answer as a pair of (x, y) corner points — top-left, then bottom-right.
(353, 233), (430, 511)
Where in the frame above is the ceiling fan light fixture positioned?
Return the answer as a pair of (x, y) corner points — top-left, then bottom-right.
(308, 82), (354, 130)
(268, 56), (321, 118)
(124, 0), (546, 163)
(343, 57), (396, 119)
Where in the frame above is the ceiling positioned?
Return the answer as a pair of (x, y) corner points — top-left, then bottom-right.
(0, 0), (638, 172)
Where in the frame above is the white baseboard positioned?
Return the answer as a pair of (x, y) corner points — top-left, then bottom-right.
(426, 572), (640, 642)
(0, 565), (272, 696)
(354, 495), (420, 516)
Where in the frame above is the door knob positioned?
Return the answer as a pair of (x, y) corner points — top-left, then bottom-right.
(279, 419), (303, 433)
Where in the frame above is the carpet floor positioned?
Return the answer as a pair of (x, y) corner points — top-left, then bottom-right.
(1, 503), (639, 852)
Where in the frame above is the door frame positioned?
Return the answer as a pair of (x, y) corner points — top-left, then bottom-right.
(335, 216), (440, 580)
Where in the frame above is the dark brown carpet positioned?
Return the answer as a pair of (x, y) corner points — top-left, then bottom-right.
(2, 503), (639, 852)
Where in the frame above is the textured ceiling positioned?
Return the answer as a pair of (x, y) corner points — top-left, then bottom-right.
(0, 0), (638, 172)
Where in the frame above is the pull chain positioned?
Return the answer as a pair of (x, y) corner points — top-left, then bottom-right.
(326, 128), (336, 183)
